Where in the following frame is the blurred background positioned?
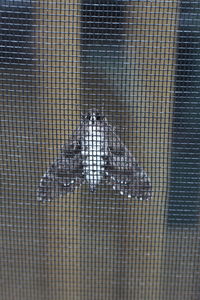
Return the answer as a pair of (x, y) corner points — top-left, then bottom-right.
(0, 1), (200, 299)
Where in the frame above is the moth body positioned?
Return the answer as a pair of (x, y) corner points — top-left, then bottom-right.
(37, 109), (151, 201)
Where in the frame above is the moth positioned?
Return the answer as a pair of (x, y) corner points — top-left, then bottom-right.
(37, 109), (151, 201)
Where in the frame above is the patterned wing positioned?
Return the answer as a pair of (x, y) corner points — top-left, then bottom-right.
(105, 126), (151, 200)
(37, 129), (84, 202)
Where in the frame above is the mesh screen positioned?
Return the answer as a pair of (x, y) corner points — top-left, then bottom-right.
(1, 1), (200, 299)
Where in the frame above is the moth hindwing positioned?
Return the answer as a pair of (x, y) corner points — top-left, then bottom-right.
(37, 109), (151, 201)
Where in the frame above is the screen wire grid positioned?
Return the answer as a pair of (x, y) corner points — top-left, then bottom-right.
(0, 1), (200, 300)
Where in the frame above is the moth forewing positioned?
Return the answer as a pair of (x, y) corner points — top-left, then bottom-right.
(37, 127), (84, 202)
(105, 127), (151, 201)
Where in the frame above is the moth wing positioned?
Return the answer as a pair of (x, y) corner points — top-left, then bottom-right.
(37, 127), (84, 202)
(105, 127), (151, 201)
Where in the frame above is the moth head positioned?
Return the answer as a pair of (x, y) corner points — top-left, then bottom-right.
(83, 109), (105, 123)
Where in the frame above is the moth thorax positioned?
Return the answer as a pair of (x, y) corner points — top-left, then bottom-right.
(82, 124), (106, 190)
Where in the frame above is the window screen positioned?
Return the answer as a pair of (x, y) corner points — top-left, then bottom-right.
(1, 1), (200, 300)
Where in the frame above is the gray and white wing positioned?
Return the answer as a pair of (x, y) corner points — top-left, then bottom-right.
(37, 129), (84, 202)
(105, 126), (151, 201)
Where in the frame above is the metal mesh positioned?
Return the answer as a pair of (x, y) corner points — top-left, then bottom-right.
(1, 1), (200, 299)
